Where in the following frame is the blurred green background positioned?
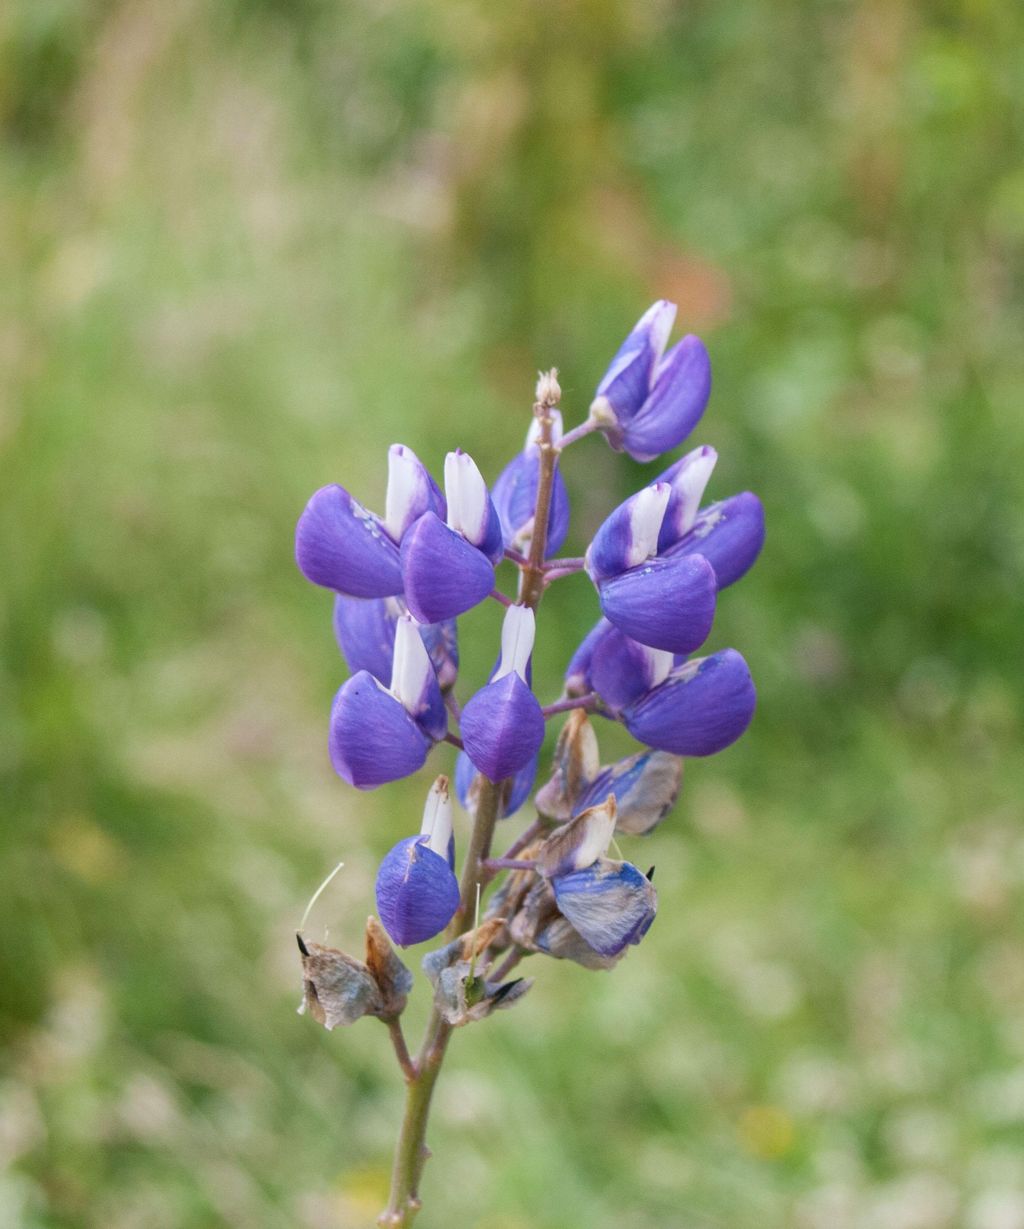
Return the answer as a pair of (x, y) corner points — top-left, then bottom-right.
(2, 1), (1024, 1226)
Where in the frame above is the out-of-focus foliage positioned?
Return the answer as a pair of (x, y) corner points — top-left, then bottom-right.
(2, 1), (1023, 1226)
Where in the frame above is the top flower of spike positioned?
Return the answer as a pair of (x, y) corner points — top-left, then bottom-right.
(588, 300), (711, 462)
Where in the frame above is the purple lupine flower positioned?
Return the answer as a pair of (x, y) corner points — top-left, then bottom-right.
(400, 450), (504, 624)
(333, 595), (459, 689)
(329, 616), (446, 788)
(551, 859), (658, 956)
(622, 648), (756, 756)
(589, 301), (711, 463)
(296, 444), (444, 597)
(460, 605), (545, 783)
(585, 484), (717, 654)
(455, 749), (538, 819)
(491, 411), (571, 557)
(376, 776), (460, 946)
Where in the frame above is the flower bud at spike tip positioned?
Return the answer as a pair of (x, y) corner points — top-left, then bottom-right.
(535, 368), (561, 406)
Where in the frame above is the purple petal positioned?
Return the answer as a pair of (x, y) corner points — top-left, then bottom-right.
(455, 750), (538, 818)
(564, 618), (617, 697)
(668, 492), (766, 589)
(622, 335), (711, 462)
(333, 595), (400, 683)
(460, 673), (545, 783)
(597, 553), (717, 654)
(295, 485), (403, 597)
(491, 451), (570, 558)
(574, 750), (682, 835)
(654, 445), (718, 553)
(329, 672), (431, 789)
(375, 836), (460, 946)
(589, 625), (672, 714)
(586, 484), (670, 582)
(623, 648), (756, 756)
(552, 859), (657, 956)
(400, 511), (495, 623)
(593, 301), (677, 429)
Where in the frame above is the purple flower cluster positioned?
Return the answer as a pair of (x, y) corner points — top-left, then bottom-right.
(295, 301), (764, 963)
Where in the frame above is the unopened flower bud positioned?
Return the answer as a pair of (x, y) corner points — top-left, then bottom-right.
(535, 368), (561, 406)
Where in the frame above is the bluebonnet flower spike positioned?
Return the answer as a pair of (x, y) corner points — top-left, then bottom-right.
(491, 411), (571, 557)
(295, 444), (442, 597)
(329, 616), (445, 788)
(461, 605), (546, 783)
(401, 450), (502, 624)
(552, 859), (658, 956)
(590, 301), (712, 462)
(375, 776), (461, 946)
(623, 648), (756, 756)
